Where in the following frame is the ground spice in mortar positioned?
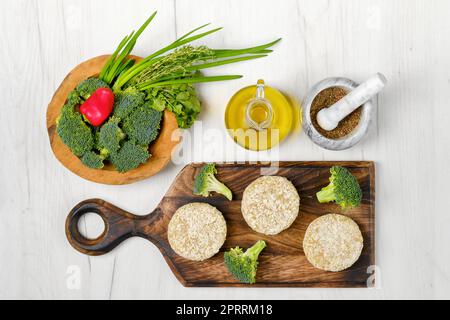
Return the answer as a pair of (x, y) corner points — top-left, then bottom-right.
(310, 87), (362, 139)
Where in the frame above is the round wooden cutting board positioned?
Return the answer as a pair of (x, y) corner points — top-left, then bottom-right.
(46, 55), (181, 185)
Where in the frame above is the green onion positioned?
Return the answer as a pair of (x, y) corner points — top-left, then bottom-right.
(100, 11), (157, 84)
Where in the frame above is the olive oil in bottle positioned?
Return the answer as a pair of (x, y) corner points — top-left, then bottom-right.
(225, 80), (294, 151)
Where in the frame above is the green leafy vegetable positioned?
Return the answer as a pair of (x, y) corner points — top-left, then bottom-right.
(193, 163), (232, 200)
(316, 166), (362, 210)
(148, 84), (201, 128)
(224, 240), (266, 284)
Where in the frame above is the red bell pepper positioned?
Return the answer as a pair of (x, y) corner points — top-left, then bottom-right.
(80, 88), (115, 126)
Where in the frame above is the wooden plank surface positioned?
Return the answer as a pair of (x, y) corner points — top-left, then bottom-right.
(1, 0), (450, 299)
(66, 162), (375, 287)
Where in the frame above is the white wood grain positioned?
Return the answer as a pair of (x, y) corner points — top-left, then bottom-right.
(1, 0), (449, 299)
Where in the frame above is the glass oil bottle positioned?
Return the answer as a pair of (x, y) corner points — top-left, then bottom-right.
(225, 80), (294, 151)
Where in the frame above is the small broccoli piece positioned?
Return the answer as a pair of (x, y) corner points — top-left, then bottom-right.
(110, 140), (150, 173)
(97, 117), (126, 155)
(58, 102), (74, 118)
(193, 163), (232, 200)
(224, 240), (266, 284)
(316, 166), (362, 210)
(75, 78), (109, 100)
(56, 103), (94, 157)
(122, 103), (162, 146)
(113, 88), (146, 119)
(67, 90), (83, 107)
(80, 151), (107, 169)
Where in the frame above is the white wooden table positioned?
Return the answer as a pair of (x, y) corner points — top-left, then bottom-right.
(1, 0), (450, 300)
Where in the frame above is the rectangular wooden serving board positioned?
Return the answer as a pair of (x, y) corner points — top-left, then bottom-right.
(67, 161), (375, 288)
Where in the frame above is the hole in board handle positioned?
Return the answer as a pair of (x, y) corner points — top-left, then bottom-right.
(77, 212), (106, 240)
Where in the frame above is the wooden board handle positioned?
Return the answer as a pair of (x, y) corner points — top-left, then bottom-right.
(65, 199), (156, 256)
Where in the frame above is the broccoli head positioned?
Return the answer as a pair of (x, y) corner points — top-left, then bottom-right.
(113, 88), (146, 119)
(122, 103), (162, 146)
(80, 150), (107, 169)
(97, 116), (126, 155)
(75, 78), (109, 100)
(110, 140), (150, 173)
(224, 240), (266, 284)
(193, 163), (232, 201)
(316, 166), (362, 210)
(56, 103), (94, 157)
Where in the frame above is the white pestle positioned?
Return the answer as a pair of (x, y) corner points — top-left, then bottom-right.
(317, 73), (387, 131)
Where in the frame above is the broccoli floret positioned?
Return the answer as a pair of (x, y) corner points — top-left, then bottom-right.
(110, 140), (150, 173)
(97, 117), (126, 155)
(67, 90), (83, 107)
(122, 103), (162, 146)
(113, 88), (145, 119)
(193, 163), (232, 200)
(224, 240), (266, 284)
(316, 166), (362, 210)
(56, 103), (94, 157)
(80, 150), (107, 169)
(76, 78), (109, 100)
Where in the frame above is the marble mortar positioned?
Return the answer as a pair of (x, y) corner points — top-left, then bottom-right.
(302, 77), (374, 151)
